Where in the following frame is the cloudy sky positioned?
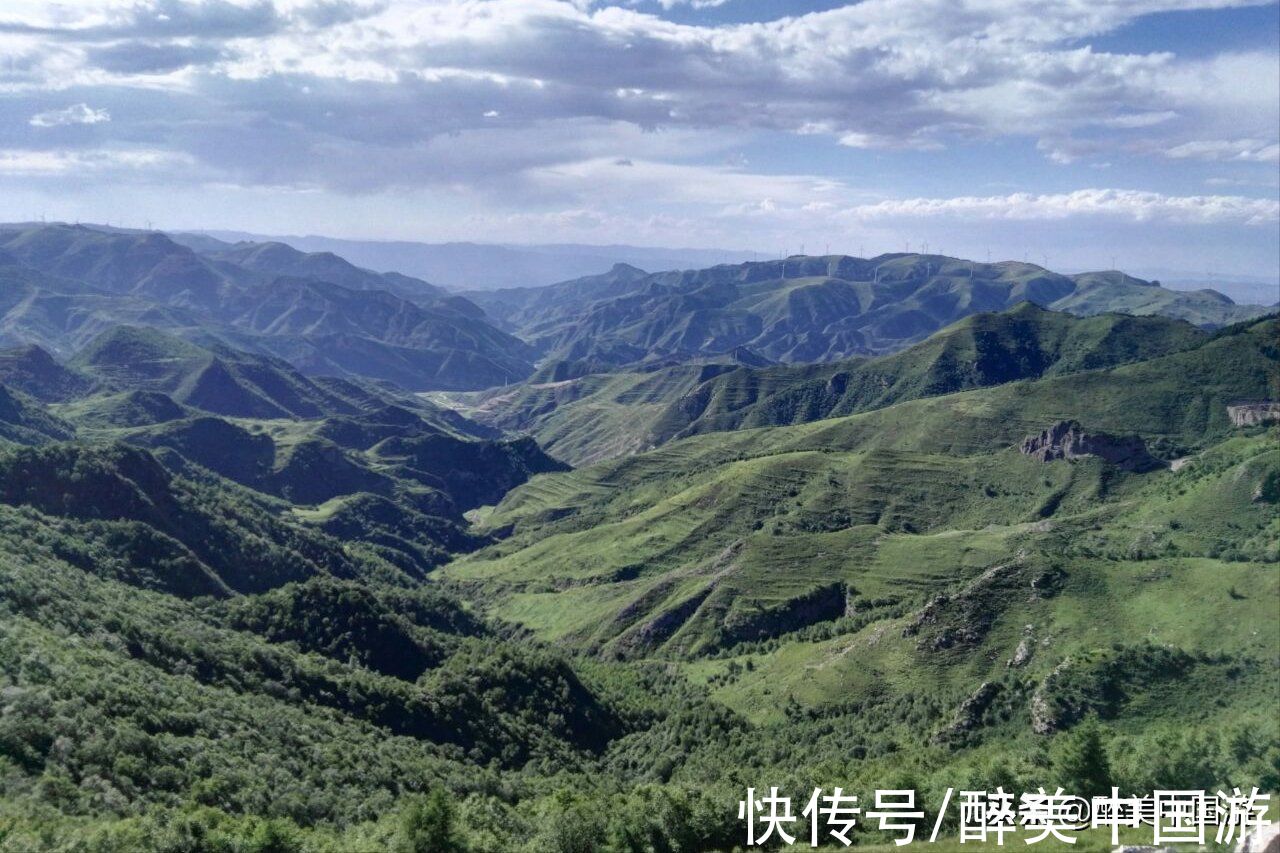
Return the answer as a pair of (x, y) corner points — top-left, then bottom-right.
(2, 0), (1278, 276)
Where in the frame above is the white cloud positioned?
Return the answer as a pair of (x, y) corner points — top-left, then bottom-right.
(0, 148), (192, 176)
(843, 188), (1280, 226)
(525, 156), (847, 207)
(29, 103), (110, 127)
(1165, 139), (1280, 163)
(3, 0), (1276, 172)
(0, 0), (1276, 270)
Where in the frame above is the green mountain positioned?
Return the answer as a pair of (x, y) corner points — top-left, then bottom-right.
(651, 303), (1213, 443)
(0, 344), (98, 402)
(203, 240), (452, 303)
(68, 325), (375, 419)
(438, 362), (716, 465)
(470, 254), (1269, 370)
(0, 441), (360, 596)
(0, 224), (537, 390)
(446, 316), (1279, 656)
(447, 304), (1215, 465)
(0, 286), (1275, 850)
(0, 223), (242, 310)
(53, 389), (191, 428)
(0, 257), (208, 354)
(0, 383), (75, 446)
(1056, 271), (1261, 326)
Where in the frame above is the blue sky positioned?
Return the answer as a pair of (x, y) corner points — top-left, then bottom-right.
(1, 0), (1277, 277)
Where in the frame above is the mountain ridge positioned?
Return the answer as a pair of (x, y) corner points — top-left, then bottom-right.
(0, 224), (538, 390)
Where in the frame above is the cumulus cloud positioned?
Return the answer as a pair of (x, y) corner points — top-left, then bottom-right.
(2, 0), (1276, 184)
(29, 103), (110, 127)
(0, 0), (1276, 265)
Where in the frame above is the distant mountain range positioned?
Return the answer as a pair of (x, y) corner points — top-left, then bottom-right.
(181, 230), (755, 290)
(1, 223), (1269, 396)
(0, 223), (535, 390)
(468, 254), (1269, 371)
(1125, 268), (1279, 307)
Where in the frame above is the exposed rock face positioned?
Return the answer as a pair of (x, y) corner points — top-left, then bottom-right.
(1008, 626), (1035, 668)
(1228, 402), (1280, 427)
(1236, 822), (1280, 853)
(934, 681), (1003, 743)
(1030, 658), (1074, 735)
(1019, 420), (1163, 472)
(902, 557), (1048, 653)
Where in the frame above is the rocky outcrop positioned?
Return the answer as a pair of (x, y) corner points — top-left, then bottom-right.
(934, 681), (1003, 743)
(1020, 420), (1163, 472)
(902, 557), (1045, 652)
(613, 587), (714, 657)
(1227, 402), (1280, 428)
(1008, 625), (1035, 668)
(1030, 658), (1074, 734)
(1235, 822), (1280, 853)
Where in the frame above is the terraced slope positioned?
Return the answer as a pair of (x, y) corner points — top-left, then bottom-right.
(445, 318), (1279, 666)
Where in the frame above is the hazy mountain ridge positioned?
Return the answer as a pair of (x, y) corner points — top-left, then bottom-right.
(181, 230), (754, 290)
(0, 224), (537, 390)
(4, 224), (1266, 397)
(469, 254), (1270, 372)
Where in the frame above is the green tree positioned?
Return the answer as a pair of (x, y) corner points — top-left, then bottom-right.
(247, 818), (302, 853)
(398, 790), (463, 853)
(1053, 718), (1113, 797)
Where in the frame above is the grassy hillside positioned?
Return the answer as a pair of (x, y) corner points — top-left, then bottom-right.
(438, 364), (714, 465)
(451, 305), (1236, 465)
(445, 313), (1274, 676)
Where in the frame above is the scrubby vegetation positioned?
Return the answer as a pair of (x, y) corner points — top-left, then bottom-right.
(0, 287), (1275, 850)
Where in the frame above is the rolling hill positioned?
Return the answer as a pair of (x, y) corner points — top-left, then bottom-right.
(446, 316), (1279, 653)
(443, 303), (1221, 465)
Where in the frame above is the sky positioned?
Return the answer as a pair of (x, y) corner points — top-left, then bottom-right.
(1, 0), (1278, 277)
